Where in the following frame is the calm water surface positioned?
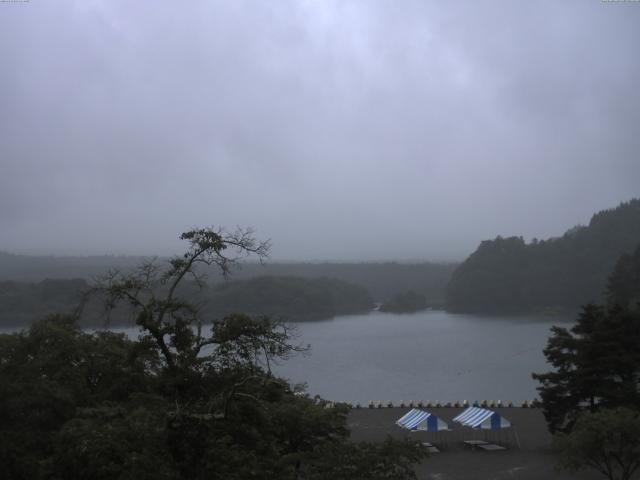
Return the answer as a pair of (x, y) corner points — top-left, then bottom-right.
(3, 310), (569, 404)
(272, 310), (568, 404)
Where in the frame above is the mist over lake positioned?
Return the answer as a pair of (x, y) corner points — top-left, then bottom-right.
(101, 310), (567, 404)
(3, 1), (640, 477)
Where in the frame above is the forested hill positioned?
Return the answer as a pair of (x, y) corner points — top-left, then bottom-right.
(0, 252), (144, 281)
(198, 276), (374, 321)
(446, 199), (640, 313)
(0, 276), (374, 327)
(0, 253), (456, 304)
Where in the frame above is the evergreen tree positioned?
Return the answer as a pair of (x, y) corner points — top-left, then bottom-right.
(607, 244), (640, 311)
(533, 248), (640, 433)
(533, 305), (640, 433)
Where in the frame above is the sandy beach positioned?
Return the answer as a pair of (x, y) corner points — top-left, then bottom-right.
(348, 407), (603, 480)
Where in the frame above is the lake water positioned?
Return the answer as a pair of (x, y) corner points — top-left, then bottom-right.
(2, 310), (569, 404)
(270, 310), (568, 404)
(122, 310), (568, 403)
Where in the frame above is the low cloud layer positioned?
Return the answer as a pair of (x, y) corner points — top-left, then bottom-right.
(1, 1), (639, 260)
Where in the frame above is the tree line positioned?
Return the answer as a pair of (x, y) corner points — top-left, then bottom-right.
(0, 252), (456, 305)
(0, 227), (426, 480)
(534, 244), (640, 480)
(0, 275), (374, 328)
(447, 199), (640, 313)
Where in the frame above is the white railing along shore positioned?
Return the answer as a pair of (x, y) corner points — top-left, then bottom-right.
(323, 399), (540, 409)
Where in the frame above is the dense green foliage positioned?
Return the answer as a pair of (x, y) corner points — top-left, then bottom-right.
(555, 408), (640, 480)
(533, 247), (640, 433)
(0, 315), (425, 480)
(447, 199), (640, 313)
(0, 227), (427, 479)
(532, 304), (640, 433)
(238, 262), (456, 304)
(202, 276), (373, 321)
(0, 275), (373, 327)
(379, 290), (428, 313)
(607, 244), (640, 312)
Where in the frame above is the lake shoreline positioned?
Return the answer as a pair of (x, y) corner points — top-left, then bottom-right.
(2, 310), (568, 404)
(275, 310), (568, 403)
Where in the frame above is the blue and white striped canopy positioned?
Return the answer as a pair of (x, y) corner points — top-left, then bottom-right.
(452, 407), (511, 430)
(396, 409), (450, 432)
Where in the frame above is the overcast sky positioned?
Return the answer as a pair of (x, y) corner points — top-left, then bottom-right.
(1, 0), (639, 261)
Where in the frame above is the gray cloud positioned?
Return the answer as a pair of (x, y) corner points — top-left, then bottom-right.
(1, 0), (639, 260)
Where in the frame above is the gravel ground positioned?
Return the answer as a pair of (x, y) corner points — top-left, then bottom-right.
(347, 407), (604, 480)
